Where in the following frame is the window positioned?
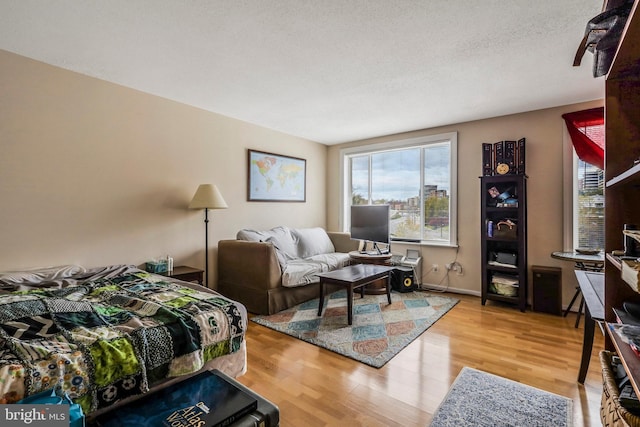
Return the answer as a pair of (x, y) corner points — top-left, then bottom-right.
(341, 132), (457, 246)
(562, 108), (605, 251)
(575, 159), (604, 250)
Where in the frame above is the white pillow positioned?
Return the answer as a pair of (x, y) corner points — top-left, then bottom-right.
(0, 265), (86, 285)
(292, 228), (335, 258)
(236, 229), (264, 241)
(237, 226), (299, 268)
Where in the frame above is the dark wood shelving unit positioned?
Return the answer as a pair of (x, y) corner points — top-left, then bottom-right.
(602, 0), (640, 400)
(480, 174), (528, 312)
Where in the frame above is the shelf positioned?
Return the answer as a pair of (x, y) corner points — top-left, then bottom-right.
(607, 322), (640, 398)
(608, 0), (640, 80)
(486, 207), (519, 213)
(607, 252), (623, 271)
(485, 293), (520, 304)
(486, 264), (519, 273)
(606, 162), (640, 187)
(481, 174), (527, 312)
(485, 236), (518, 242)
(602, 0), (640, 411)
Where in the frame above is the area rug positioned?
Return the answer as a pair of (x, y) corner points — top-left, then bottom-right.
(430, 367), (573, 427)
(250, 290), (458, 368)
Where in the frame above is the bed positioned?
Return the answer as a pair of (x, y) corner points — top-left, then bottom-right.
(0, 264), (247, 416)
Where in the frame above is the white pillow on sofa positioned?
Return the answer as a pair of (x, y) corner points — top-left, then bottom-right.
(292, 227), (336, 258)
(237, 226), (299, 268)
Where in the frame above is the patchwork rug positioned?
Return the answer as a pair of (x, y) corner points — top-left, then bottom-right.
(430, 367), (573, 427)
(251, 290), (458, 368)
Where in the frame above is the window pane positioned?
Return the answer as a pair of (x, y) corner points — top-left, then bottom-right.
(351, 156), (369, 205)
(423, 144), (450, 242)
(576, 159), (604, 250)
(344, 133), (455, 245)
(371, 150), (421, 240)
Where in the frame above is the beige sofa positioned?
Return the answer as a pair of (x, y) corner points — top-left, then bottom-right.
(217, 226), (361, 315)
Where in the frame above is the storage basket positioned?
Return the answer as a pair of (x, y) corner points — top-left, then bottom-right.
(600, 350), (640, 427)
(489, 282), (518, 297)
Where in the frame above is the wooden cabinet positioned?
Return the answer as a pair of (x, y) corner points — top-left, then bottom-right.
(480, 174), (528, 312)
(603, 0), (640, 398)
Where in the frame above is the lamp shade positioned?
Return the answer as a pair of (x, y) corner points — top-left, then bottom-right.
(189, 184), (228, 209)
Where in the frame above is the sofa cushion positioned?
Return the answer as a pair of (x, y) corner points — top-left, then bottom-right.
(292, 227), (336, 258)
(237, 226), (298, 268)
(282, 252), (351, 287)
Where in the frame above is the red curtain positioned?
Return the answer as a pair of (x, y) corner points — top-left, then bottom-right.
(562, 107), (605, 169)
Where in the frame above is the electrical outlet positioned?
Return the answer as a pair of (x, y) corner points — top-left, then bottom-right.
(432, 264), (438, 272)
(446, 262), (463, 274)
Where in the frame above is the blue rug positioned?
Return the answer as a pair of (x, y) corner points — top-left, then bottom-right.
(430, 367), (573, 427)
(250, 290), (458, 368)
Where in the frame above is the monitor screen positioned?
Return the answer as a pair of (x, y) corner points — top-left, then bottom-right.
(350, 205), (390, 244)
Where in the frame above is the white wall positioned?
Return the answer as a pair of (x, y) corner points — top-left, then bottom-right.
(0, 49), (328, 288)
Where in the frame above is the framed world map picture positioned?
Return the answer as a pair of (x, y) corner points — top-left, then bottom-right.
(247, 149), (306, 202)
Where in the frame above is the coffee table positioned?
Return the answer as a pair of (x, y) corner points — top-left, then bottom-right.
(316, 264), (394, 325)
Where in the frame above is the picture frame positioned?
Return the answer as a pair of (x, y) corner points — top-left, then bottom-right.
(247, 149), (306, 202)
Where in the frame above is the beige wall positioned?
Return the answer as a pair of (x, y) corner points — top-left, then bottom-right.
(327, 99), (603, 307)
(1, 48), (604, 307)
(0, 50), (328, 287)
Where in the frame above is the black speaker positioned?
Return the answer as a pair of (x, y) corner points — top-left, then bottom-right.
(391, 267), (416, 292)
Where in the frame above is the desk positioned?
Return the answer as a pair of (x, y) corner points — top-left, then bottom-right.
(551, 251), (604, 327)
(574, 270), (604, 383)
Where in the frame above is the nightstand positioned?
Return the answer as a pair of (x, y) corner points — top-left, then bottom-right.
(161, 266), (204, 285)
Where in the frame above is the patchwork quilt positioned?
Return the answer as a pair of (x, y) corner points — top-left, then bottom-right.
(0, 271), (245, 414)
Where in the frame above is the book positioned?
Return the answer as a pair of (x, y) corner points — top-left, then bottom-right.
(93, 370), (258, 427)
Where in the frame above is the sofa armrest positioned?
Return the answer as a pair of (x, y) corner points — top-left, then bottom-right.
(217, 240), (282, 291)
(327, 231), (361, 253)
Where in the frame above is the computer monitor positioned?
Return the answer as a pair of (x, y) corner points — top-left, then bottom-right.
(350, 205), (390, 253)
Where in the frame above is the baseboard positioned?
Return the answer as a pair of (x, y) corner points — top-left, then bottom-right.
(416, 284), (580, 314)
(417, 283), (481, 297)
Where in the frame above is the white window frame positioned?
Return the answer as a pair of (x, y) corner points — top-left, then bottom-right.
(562, 125), (604, 251)
(339, 132), (458, 247)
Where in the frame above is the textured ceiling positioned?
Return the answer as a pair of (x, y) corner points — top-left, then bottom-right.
(0, 1), (604, 144)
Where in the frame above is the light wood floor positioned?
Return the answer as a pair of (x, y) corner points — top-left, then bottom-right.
(236, 291), (605, 427)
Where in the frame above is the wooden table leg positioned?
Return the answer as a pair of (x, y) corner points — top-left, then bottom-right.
(317, 280), (325, 316)
(578, 304), (595, 384)
(385, 274), (392, 305)
(347, 285), (354, 325)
